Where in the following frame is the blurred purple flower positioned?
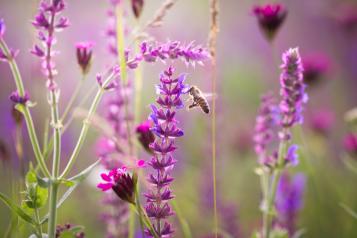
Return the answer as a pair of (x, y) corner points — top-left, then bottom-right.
(302, 53), (330, 86)
(131, 0), (144, 19)
(279, 48), (307, 129)
(334, 4), (357, 32)
(9, 90), (30, 104)
(253, 3), (287, 41)
(308, 109), (335, 135)
(276, 173), (306, 236)
(76, 41), (94, 75)
(343, 133), (357, 157)
(0, 19), (6, 38)
(253, 92), (279, 166)
(136, 120), (155, 155)
(285, 144), (299, 166)
(145, 66), (189, 237)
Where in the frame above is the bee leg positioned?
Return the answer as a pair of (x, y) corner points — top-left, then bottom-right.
(187, 101), (198, 110)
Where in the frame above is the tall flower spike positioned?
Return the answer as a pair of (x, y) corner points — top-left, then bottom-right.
(145, 66), (189, 237)
(253, 92), (279, 167)
(276, 173), (306, 236)
(279, 48), (307, 131)
(253, 3), (287, 41)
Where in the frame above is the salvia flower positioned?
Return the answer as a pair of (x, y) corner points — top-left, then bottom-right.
(136, 120), (155, 154)
(253, 92), (279, 166)
(76, 42), (94, 75)
(145, 66), (189, 237)
(31, 0), (69, 90)
(9, 90), (30, 105)
(279, 48), (307, 130)
(343, 133), (357, 158)
(97, 162), (143, 204)
(276, 173), (306, 236)
(253, 3), (287, 41)
(0, 48), (19, 62)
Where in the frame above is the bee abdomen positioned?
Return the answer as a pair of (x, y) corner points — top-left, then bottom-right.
(197, 97), (210, 114)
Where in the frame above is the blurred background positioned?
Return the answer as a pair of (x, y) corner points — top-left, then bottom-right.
(0, 0), (357, 237)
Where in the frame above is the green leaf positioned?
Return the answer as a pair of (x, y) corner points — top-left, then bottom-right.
(59, 179), (75, 187)
(340, 202), (357, 219)
(60, 231), (75, 238)
(14, 104), (25, 114)
(26, 169), (37, 187)
(0, 192), (36, 225)
(24, 184), (48, 209)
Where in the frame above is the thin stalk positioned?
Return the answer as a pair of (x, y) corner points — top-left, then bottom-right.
(43, 82), (97, 162)
(34, 205), (43, 236)
(61, 75), (85, 121)
(0, 39), (50, 177)
(59, 74), (115, 179)
(115, 4), (134, 157)
(45, 4), (62, 236)
(208, 0), (219, 237)
(134, 184), (145, 237)
(262, 130), (288, 238)
(131, 204), (160, 238)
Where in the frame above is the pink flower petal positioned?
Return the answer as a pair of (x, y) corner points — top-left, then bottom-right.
(137, 159), (145, 168)
(100, 173), (111, 182)
(97, 183), (113, 191)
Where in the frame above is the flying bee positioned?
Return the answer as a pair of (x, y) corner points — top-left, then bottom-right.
(187, 86), (211, 114)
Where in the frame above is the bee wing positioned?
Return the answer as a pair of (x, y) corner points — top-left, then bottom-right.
(201, 93), (218, 101)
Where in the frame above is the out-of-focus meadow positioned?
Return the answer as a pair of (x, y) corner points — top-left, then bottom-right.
(0, 0), (357, 237)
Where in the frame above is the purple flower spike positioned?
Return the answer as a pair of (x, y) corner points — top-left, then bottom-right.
(253, 92), (279, 166)
(0, 19), (6, 38)
(253, 3), (287, 41)
(285, 144), (299, 167)
(9, 91), (30, 104)
(276, 173), (306, 236)
(279, 48), (307, 130)
(76, 42), (94, 75)
(145, 66), (188, 237)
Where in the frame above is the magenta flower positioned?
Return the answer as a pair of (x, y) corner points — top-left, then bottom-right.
(343, 133), (357, 157)
(136, 120), (155, 155)
(308, 109), (334, 135)
(253, 3), (287, 41)
(98, 161), (144, 204)
(302, 54), (330, 86)
(145, 66), (189, 237)
(276, 173), (306, 236)
(76, 42), (94, 75)
(131, 0), (144, 19)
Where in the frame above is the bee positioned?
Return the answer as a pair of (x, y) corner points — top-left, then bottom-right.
(187, 86), (210, 114)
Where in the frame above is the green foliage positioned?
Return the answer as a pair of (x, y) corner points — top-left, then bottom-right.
(23, 168), (48, 209)
(0, 192), (36, 225)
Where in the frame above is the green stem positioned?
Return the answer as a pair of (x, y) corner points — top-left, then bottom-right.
(61, 76), (85, 121)
(47, 182), (59, 238)
(0, 39), (50, 177)
(262, 130), (288, 238)
(34, 205), (43, 236)
(59, 74), (115, 179)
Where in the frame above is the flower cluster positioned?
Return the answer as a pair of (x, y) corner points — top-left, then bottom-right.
(145, 66), (188, 237)
(276, 173), (306, 236)
(9, 91), (30, 105)
(253, 92), (279, 166)
(253, 3), (287, 40)
(254, 48), (306, 168)
(31, 0), (69, 90)
(279, 48), (307, 131)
